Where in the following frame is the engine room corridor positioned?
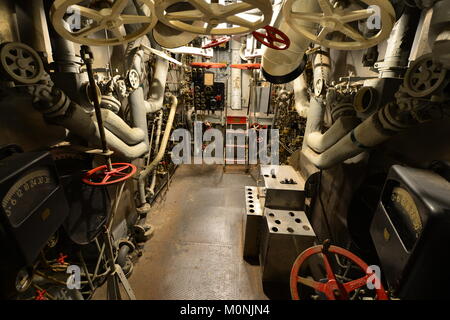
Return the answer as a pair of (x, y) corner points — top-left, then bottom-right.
(95, 165), (267, 300)
(2, 0), (450, 307)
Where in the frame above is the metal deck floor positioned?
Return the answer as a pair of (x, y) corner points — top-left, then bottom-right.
(124, 165), (266, 300)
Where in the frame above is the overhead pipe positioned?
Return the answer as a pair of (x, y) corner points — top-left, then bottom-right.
(376, 6), (420, 78)
(261, 0), (320, 84)
(138, 95), (178, 205)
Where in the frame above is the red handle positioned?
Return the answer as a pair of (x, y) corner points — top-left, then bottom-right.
(202, 36), (230, 49)
(191, 62), (227, 69)
(230, 63), (261, 70)
(252, 26), (290, 50)
(290, 245), (389, 300)
(82, 163), (137, 186)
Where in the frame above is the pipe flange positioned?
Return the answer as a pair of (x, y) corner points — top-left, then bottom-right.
(100, 95), (121, 113)
(262, 55), (307, 85)
(83, 82), (103, 105)
(118, 239), (136, 252)
(403, 54), (447, 98)
(0, 42), (44, 84)
(353, 86), (377, 113)
(44, 91), (72, 117)
(136, 202), (151, 215)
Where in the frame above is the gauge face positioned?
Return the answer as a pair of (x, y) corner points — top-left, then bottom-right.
(1, 168), (57, 227)
(386, 186), (423, 251)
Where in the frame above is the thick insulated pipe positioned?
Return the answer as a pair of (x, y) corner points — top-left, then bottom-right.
(303, 103), (415, 169)
(146, 57), (169, 113)
(308, 116), (361, 154)
(301, 96), (325, 150)
(138, 95), (178, 205)
(129, 87), (149, 146)
(293, 74), (309, 118)
(54, 102), (148, 159)
(262, 0), (320, 83)
(377, 6), (419, 78)
(101, 109), (146, 145)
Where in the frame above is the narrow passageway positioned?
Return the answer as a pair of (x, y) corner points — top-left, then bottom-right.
(127, 165), (267, 299)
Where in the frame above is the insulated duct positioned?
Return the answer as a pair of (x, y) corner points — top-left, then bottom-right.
(31, 81), (148, 159)
(145, 56), (170, 113)
(302, 102), (418, 169)
(305, 97), (360, 154)
(261, 0), (320, 84)
(293, 74), (309, 118)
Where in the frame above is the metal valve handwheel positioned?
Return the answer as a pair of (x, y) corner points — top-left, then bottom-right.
(283, 0), (395, 50)
(154, 0), (273, 35)
(82, 163), (137, 186)
(50, 0), (157, 46)
(290, 244), (389, 300)
(202, 36), (231, 49)
(403, 54), (447, 98)
(0, 42), (44, 84)
(252, 26), (290, 50)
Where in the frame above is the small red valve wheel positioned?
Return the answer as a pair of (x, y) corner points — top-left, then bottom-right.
(82, 163), (137, 186)
(202, 36), (230, 49)
(290, 244), (389, 300)
(230, 63), (261, 70)
(252, 26), (290, 50)
(57, 253), (68, 265)
(35, 289), (47, 300)
(191, 62), (227, 69)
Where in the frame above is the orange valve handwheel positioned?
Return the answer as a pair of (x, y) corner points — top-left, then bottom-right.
(290, 244), (389, 300)
(82, 163), (137, 186)
(252, 26), (290, 50)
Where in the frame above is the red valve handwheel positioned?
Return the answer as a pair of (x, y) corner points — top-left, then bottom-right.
(230, 63), (261, 70)
(202, 36), (230, 49)
(82, 163), (137, 186)
(191, 62), (227, 69)
(290, 245), (389, 300)
(252, 26), (290, 50)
